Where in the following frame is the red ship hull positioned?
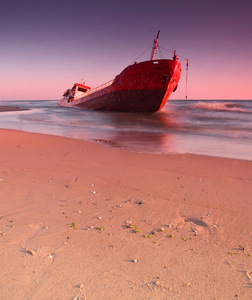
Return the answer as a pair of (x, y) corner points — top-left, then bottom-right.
(59, 59), (181, 113)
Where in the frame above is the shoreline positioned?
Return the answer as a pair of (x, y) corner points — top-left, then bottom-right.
(0, 129), (251, 299)
(1, 127), (252, 162)
(1, 100), (252, 162)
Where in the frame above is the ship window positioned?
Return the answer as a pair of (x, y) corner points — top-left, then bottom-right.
(153, 61), (159, 64)
(77, 87), (87, 92)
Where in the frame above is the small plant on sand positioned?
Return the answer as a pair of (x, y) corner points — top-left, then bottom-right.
(228, 251), (240, 256)
(143, 234), (152, 238)
(96, 227), (105, 231)
(184, 282), (191, 287)
(68, 222), (78, 230)
(125, 223), (136, 229)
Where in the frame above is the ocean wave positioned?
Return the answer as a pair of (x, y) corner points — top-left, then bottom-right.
(189, 102), (251, 113)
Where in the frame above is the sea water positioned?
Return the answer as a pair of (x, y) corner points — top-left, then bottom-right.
(0, 100), (251, 161)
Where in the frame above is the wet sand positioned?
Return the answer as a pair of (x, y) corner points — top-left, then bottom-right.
(0, 129), (251, 299)
(0, 106), (28, 112)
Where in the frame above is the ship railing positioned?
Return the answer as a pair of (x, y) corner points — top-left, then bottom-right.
(83, 79), (114, 97)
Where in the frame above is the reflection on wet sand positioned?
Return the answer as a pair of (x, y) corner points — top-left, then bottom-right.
(72, 111), (180, 153)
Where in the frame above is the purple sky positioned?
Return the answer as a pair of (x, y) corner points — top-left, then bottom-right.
(0, 0), (252, 100)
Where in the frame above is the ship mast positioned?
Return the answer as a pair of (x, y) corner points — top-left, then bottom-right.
(150, 30), (160, 60)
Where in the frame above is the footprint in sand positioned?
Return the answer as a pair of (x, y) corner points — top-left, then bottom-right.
(185, 218), (209, 228)
(171, 215), (214, 238)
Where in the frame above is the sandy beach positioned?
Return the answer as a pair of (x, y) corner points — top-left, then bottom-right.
(0, 128), (251, 299)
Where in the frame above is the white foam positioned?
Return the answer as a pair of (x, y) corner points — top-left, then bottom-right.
(190, 101), (248, 113)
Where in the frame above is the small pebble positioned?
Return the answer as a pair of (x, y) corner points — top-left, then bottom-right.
(132, 259), (138, 263)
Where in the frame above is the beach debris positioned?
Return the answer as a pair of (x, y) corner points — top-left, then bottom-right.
(238, 245), (245, 251)
(8, 220), (14, 226)
(155, 281), (164, 287)
(26, 249), (36, 256)
(69, 222), (78, 230)
(184, 282), (191, 287)
(90, 191), (97, 194)
(73, 283), (85, 300)
(96, 227), (105, 231)
(245, 270), (252, 281)
(124, 220), (139, 230)
(132, 259), (138, 263)
(228, 251), (241, 256)
(168, 234), (175, 239)
(144, 280), (171, 291)
(124, 199), (132, 203)
(135, 201), (143, 205)
(143, 234), (152, 238)
(97, 216), (102, 220)
(0, 232), (6, 236)
(125, 224), (136, 229)
(159, 228), (165, 232)
(191, 227), (199, 236)
(116, 204), (123, 208)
